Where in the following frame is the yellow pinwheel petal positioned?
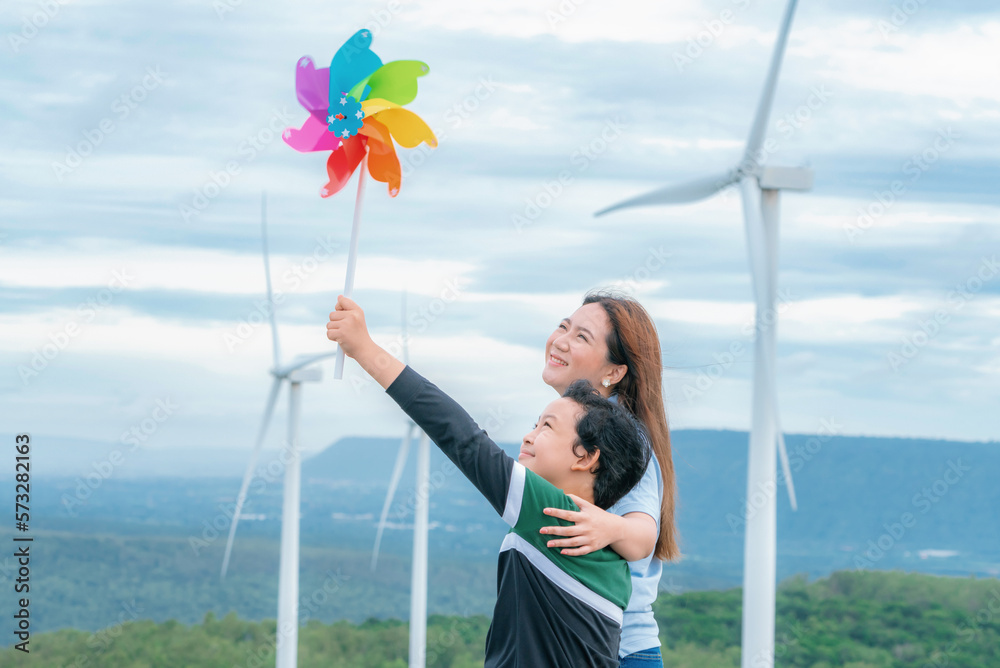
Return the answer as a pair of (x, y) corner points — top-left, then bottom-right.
(361, 98), (400, 116)
(370, 107), (437, 149)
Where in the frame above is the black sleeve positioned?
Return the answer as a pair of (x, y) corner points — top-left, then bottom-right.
(385, 365), (515, 516)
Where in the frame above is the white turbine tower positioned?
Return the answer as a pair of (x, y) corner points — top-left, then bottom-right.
(370, 291), (432, 668)
(596, 1), (808, 667)
(220, 192), (339, 668)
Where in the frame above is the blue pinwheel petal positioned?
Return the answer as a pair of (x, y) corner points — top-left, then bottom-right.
(330, 30), (382, 101)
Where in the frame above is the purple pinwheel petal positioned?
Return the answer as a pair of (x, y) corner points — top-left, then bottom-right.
(282, 114), (342, 153)
(295, 56), (330, 121)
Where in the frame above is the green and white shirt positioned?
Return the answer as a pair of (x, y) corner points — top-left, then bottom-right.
(386, 366), (632, 667)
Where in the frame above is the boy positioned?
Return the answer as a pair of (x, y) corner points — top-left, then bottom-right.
(327, 296), (650, 667)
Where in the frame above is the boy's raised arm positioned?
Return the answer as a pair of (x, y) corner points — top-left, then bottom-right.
(326, 295), (406, 390)
(327, 296), (519, 518)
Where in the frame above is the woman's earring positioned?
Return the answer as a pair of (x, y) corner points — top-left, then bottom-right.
(602, 379), (610, 388)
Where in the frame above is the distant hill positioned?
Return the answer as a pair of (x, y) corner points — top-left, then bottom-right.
(18, 429), (999, 576)
(303, 429), (1000, 577)
(6, 428), (996, 637)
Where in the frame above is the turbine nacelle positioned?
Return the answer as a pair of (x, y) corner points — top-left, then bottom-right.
(757, 165), (813, 191)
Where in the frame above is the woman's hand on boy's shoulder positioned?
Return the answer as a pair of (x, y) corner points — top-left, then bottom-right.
(540, 494), (622, 557)
(542, 495), (657, 560)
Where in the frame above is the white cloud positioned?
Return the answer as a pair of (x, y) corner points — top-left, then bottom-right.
(0, 241), (477, 297)
(489, 108), (547, 131)
(788, 21), (1000, 105)
(3, 0), (1000, 446)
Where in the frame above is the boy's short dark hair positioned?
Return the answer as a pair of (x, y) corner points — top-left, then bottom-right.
(562, 379), (651, 509)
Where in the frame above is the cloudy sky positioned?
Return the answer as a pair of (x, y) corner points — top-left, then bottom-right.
(2, 0), (998, 464)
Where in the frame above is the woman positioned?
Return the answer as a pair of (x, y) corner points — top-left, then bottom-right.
(538, 290), (680, 668)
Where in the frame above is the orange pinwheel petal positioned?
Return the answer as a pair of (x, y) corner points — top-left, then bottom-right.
(361, 118), (400, 196)
(359, 117), (391, 144)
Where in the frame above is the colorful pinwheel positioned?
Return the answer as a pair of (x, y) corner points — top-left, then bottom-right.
(283, 30), (436, 379)
(282, 29), (438, 198)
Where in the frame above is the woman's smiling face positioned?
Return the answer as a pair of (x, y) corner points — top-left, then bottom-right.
(542, 303), (615, 395)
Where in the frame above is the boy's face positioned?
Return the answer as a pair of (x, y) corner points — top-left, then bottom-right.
(518, 397), (587, 488)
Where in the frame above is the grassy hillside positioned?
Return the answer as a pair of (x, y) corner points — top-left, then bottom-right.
(3, 570), (998, 667)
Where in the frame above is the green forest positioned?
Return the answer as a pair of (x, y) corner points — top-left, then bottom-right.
(4, 570), (998, 667)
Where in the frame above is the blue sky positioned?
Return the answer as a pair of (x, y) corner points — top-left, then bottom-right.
(2, 0), (998, 462)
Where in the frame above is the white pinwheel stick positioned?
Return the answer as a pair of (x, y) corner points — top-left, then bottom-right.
(334, 150), (370, 380)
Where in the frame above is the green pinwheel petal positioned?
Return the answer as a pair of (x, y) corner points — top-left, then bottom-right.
(347, 77), (372, 102)
(359, 60), (430, 106)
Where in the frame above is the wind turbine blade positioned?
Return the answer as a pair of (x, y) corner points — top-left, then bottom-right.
(775, 413), (798, 511)
(739, 178), (769, 308)
(743, 0), (800, 163)
(221, 377), (283, 579)
(261, 191), (282, 369)
(757, 184), (795, 513)
(742, 178), (794, 510)
(371, 423), (416, 571)
(595, 171), (737, 216)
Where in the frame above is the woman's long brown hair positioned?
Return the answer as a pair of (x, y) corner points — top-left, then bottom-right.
(584, 290), (680, 562)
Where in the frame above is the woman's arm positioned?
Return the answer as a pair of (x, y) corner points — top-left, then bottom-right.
(541, 494), (657, 561)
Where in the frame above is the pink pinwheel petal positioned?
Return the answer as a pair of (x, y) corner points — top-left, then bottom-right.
(322, 135), (367, 198)
(295, 56), (330, 121)
(282, 115), (342, 153)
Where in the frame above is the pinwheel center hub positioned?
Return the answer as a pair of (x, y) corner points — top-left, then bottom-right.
(327, 93), (365, 139)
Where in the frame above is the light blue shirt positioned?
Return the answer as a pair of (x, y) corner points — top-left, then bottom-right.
(607, 394), (663, 657)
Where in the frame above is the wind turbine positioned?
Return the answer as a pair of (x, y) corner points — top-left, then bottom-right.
(220, 192), (339, 668)
(596, 1), (808, 667)
(370, 291), (432, 668)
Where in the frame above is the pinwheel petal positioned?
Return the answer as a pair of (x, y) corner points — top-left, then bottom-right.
(366, 61), (429, 106)
(360, 118), (401, 197)
(359, 117), (390, 144)
(346, 79), (372, 102)
(330, 30), (382, 99)
(283, 115), (342, 153)
(322, 135), (367, 198)
(360, 97), (401, 116)
(295, 56), (330, 119)
(370, 107), (438, 149)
